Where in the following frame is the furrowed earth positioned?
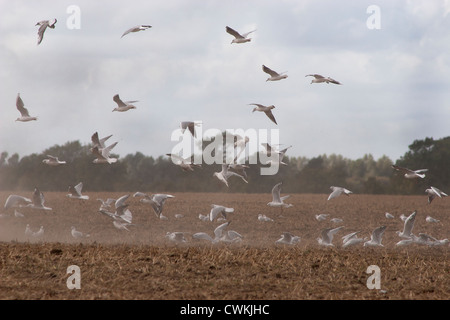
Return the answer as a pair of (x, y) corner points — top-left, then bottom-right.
(0, 191), (448, 300)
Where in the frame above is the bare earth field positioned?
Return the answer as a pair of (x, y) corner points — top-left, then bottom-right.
(0, 191), (448, 301)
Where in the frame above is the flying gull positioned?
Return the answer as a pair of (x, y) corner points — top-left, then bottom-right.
(42, 155), (66, 166)
(29, 187), (52, 210)
(267, 182), (293, 214)
(133, 192), (175, 219)
(392, 165), (428, 179)
(275, 232), (300, 245)
(213, 164), (248, 187)
(91, 132), (113, 149)
(36, 18), (57, 45)
(249, 103), (277, 125)
(342, 231), (366, 247)
(91, 142), (118, 164)
(67, 182), (89, 200)
(425, 186), (447, 204)
(396, 210), (417, 239)
(363, 225), (387, 247)
(112, 94), (138, 112)
(15, 93), (37, 122)
(4, 194), (33, 210)
(121, 25), (152, 38)
(225, 26), (256, 44)
(262, 65), (288, 81)
(209, 204), (234, 222)
(327, 186), (353, 200)
(193, 221), (242, 243)
(306, 74), (342, 85)
(317, 226), (344, 247)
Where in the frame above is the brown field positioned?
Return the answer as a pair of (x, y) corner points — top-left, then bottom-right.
(0, 191), (448, 300)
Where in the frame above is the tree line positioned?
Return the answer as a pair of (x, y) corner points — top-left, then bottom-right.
(1, 136), (449, 195)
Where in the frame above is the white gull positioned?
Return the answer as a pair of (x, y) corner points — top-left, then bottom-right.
(133, 192), (175, 219)
(267, 182), (293, 213)
(67, 182), (89, 200)
(275, 232), (300, 245)
(15, 93), (37, 122)
(4, 194), (32, 210)
(342, 231), (366, 248)
(28, 187), (52, 210)
(42, 155), (66, 166)
(209, 204), (234, 222)
(91, 131), (113, 149)
(226, 26), (256, 44)
(262, 65), (287, 81)
(193, 222), (242, 243)
(306, 74), (342, 85)
(121, 25), (152, 38)
(249, 103), (277, 125)
(364, 226), (387, 247)
(112, 94), (138, 112)
(327, 186), (353, 200)
(392, 165), (428, 179)
(396, 210), (417, 239)
(91, 142), (118, 164)
(36, 18), (57, 45)
(317, 226), (344, 247)
(213, 164), (248, 187)
(425, 186), (447, 204)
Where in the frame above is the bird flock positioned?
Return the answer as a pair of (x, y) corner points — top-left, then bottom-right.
(6, 17), (448, 249)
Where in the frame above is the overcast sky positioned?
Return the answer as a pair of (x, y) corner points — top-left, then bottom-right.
(1, 0), (450, 163)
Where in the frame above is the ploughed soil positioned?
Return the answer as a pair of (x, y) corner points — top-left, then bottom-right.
(0, 191), (448, 300)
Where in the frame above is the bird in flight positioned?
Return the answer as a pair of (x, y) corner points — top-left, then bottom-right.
(262, 65), (288, 81)
(213, 164), (248, 187)
(425, 186), (448, 204)
(391, 165), (428, 179)
(42, 155), (66, 166)
(121, 25), (152, 38)
(225, 26), (256, 44)
(267, 182), (293, 216)
(36, 18), (57, 45)
(249, 103), (277, 125)
(112, 94), (138, 112)
(363, 225), (387, 247)
(327, 186), (353, 200)
(15, 93), (37, 122)
(305, 74), (342, 85)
